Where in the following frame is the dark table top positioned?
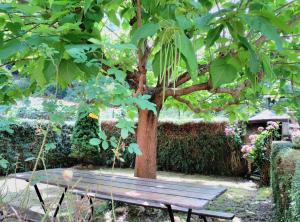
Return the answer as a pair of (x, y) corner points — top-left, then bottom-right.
(10, 168), (226, 210)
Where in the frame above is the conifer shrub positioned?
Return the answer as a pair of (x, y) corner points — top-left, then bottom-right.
(70, 112), (100, 164)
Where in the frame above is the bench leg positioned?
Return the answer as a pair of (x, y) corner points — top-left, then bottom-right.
(34, 184), (46, 213)
(53, 187), (68, 217)
(199, 215), (208, 222)
(187, 209), (192, 222)
(165, 205), (175, 222)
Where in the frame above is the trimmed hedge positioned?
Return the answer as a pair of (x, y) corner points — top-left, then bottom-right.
(0, 119), (246, 176)
(271, 141), (300, 222)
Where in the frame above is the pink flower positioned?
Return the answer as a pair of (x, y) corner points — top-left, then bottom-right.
(249, 134), (257, 144)
(225, 127), (235, 136)
(241, 144), (254, 154)
(258, 127), (264, 132)
(267, 121), (279, 130)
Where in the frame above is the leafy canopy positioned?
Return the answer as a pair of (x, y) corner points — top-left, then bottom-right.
(0, 0), (299, 122)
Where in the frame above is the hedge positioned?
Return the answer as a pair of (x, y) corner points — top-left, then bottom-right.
(271, 141), (300, 222)
(0, 119), (247, 176)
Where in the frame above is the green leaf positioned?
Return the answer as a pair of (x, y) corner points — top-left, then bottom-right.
(205, 24), (224, 48)
(108, 68), (126, 82)
(83, 0), (93, 14)
(128, 143), (142, 156)
(131, 95), (157, 114)
(109, 136), (117, 148)
(0, 158), (9, 169)
(262, 55), (273, 80)
(102, 140), (109, 150)
(98, 131), (107, 140)
(238, 36), (259, 73)
(89, 138), (101, 146)
(0, 39), (27, 60)
(176, 15), (193, 30)
(30, 57), (46, 86)
(131, 23), (159, 45)
(210, 57), (238, 88)
(249, 50), (259, 74)
(245, 15), (282, 51)
(121, 128), (129, 139)
(45, 143), (56, 152)
(58, 59), (84, 88)
(175, 33), (198, 80)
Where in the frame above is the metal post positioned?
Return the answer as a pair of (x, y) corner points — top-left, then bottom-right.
(34, 184), (46, 213)
(88, 197), (94, 221)
(199, 215), (208, 222)
(166, 205), (175, 222)
(186, 209), (192, 222)
(53, 187), (68, 217)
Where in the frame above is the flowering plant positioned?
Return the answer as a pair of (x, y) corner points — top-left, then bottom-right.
(224, 123), (244, 148)
(241, 121), (280, 164)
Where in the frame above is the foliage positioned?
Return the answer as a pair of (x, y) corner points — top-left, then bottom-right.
(0, 119), (246, 176)
(0, 0), (299, 119)
(0, 0), (299, 178)
(0, 119), (74, 175)
(70, 111), (100, 163)
(290, 160), (300, 221)
(270, 141), (300, 222)
(241, 121), (280, 185)
(157, 122), (246, 176)
(242, 122), (279, 167)
(291, 130), (300, 148)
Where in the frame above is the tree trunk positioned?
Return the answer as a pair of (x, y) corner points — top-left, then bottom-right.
(134, 108), (159, 179)
(134, 94), (162, 179)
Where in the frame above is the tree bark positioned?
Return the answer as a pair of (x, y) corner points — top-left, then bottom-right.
(134, 93), (162, 179)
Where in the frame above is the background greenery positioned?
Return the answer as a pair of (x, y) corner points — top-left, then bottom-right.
(271, 141), (300, 222)
(0, 119), (246, 176)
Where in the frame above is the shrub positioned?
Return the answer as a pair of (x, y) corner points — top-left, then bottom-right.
(0, 119), (73, 175)
(70, 112), (100, 164)
(0, 119), (247, 176)
(242, 121), (280, 185)
(271, 141), (300, 222)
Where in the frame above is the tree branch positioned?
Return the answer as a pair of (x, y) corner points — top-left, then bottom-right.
(165, 82), (210, 97)
(173, 96), (240, 113)
(168, 64), (209, 88)
(134, 0), (148, 97)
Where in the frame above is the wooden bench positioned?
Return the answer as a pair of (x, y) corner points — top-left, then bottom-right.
(9, 168), (235, 222)
(72, 189), (235, 221)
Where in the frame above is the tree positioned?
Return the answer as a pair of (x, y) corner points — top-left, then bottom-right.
(0, 0), (299, 178)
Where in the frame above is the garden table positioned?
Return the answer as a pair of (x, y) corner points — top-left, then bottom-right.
(9, 168), (227, 222)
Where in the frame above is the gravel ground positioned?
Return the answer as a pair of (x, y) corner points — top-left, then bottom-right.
(0, 168), (273, 222)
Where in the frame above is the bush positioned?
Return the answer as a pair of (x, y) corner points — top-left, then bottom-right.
(156, 122), (246, 176)
(70, 112), (100, 163)
(0, 119), (73, 175)
(0, 119), (247, 176)
(271, 141), (300, 222)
